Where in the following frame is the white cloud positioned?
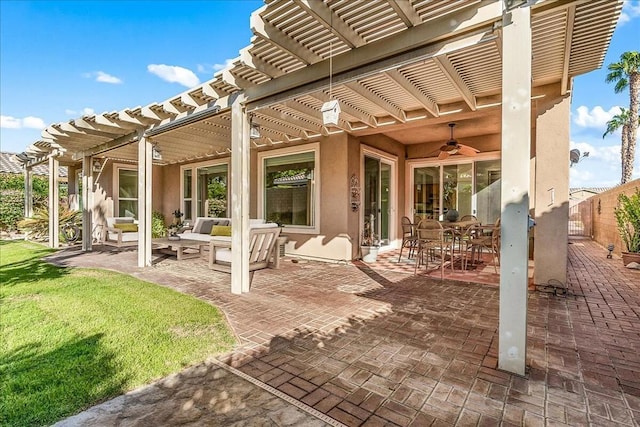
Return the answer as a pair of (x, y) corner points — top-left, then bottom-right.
(619, 1), (640, 26)
(573, 105), (622, 129)
(83, 71), (122, 84)
(22, 116), (46, 129)
(95, 71), (122, 84)
(65, 107), (95, 116)
(1, 115), (21, 129)
(212, 59), (234, 72)
(1, 115), (46, 130)
(147, 64), (199, 87)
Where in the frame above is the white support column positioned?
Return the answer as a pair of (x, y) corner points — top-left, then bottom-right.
(231, 94), (250, 294)
(81, 156), (93, 251)
(48, 155), (60, 249)
(24, 166), (33, 218)
(499, 4), (531, 376)
(137, 134), (153, 267)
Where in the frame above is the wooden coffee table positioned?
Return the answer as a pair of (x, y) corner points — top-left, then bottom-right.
(152, 237), (208, 261)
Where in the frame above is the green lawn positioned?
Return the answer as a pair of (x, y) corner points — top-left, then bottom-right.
(0, 240), (236, 426)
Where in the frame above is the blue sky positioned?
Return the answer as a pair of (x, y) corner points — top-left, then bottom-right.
(1, 1), (639, 188)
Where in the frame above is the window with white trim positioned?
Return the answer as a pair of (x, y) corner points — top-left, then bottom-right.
(116, 167), (138, 218)
(259, 145), (319, 233)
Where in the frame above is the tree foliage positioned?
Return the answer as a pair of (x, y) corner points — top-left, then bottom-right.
(0, 174), (51, 231)
(605, 51), (640, 184)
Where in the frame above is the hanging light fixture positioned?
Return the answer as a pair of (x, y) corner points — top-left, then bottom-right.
(322, 15), (340, 127)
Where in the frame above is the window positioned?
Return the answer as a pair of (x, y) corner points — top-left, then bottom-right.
(197, 164), (228, 218)
(116, 167), (138, 218)
(181, 159), (229, 221)
(183, 169), (192, 221)
(259, 145), (319, 233)
(409, 154), (501, 224)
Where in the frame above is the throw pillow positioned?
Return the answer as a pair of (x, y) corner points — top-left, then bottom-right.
(198, 220), (216, 235)
(210, 225), (232, 236)
(114, 223), (138, 232)
(114, 218), (134, 224)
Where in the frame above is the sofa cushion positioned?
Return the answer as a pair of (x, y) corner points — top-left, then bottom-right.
(193, 219), (215, 234)
(114, 223), (138, 232)
(114, 218), (135, 224)
(211, 225), (232, 236)
(214, 248), (232, 263)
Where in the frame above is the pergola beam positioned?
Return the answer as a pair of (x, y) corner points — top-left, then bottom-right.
(385, 70), (440, 117)
(384, 0), (421, 27)
(292, 0), (366, 48)
(71, 130), (139, 161)
(434, 55), (477, 111)
(560, 5), (576, 95)
(250, 9), (322, 65)
(344, 81), (406, 123)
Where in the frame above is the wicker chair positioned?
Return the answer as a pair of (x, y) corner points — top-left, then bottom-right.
(398, 216), (418, 262)
(414, 219), (454, 279)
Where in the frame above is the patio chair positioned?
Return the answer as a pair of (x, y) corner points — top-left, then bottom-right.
(414, 219), (454, 279)
(398, 216), (418, 262)
(463, 218), (500, 272)
(103, 216), (138, 249)
(208, 226), (281, 284)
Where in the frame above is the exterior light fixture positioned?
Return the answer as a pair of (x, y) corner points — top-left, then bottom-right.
(321, 100), (341, 126)
(152, 143), (163, 161)
(92, 159), (102, 173)
(607, 244), (614, 259)
(250, 122), (261, 139)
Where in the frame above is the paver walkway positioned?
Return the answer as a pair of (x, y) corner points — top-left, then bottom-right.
(47, 239), (640, 426)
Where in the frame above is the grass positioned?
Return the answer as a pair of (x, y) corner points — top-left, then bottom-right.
(0, 240), (236, 426)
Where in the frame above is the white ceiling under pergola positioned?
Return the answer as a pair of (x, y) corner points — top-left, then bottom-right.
(17, 0), (622, 168)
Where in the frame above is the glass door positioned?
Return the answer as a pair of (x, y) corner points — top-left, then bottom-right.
(442, 163), (473, 219)
(413, 166), (440, 220)
(364, 155), (392, 246)
(411, 159), (500, 222)
(197, 164), (228, 218)
(475, 159), (501, 224)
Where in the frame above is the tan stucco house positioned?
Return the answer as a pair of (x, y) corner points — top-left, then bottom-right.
(15, 0), (623, 375)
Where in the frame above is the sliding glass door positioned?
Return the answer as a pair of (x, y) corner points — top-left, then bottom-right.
(411, 158), (500, 223)
(363, 153), (394, 247)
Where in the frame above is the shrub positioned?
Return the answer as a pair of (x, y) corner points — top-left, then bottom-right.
(18, 206), (82, 241)
(615, 188), (640, 253)
(152, 211), (167, 238)
(0, 173), (58, 231)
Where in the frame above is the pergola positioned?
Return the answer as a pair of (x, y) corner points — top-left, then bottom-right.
(15, 0), (622, 375)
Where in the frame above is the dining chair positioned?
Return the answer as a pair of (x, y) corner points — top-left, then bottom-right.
(414, 219), (454, 279)
(452, 216), (479, 254)
(398, 216), (418, 262)
(463, 219), (500, 272)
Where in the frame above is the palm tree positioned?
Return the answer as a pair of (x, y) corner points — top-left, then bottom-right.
(605, 51), (640, 184)
(604, 108), (632, 181)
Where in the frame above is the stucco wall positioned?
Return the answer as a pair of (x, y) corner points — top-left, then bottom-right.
(278, 134), (355, 261)
(581, 179), (640, 255)
(533, 94), (570, 286)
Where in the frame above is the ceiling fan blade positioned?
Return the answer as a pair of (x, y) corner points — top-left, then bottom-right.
(457, 145), (479, 157)
(438, 150), (450, 160)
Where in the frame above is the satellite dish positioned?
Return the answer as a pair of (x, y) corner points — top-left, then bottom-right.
(570, 149), (589, 167)
(570, 149), (581, 165)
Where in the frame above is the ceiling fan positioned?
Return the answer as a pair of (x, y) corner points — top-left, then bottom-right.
(437, 123), (479, 160)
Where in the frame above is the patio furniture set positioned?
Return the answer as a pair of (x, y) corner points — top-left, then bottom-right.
(398, 215), (501, 279)
(101, 216), (285, 279)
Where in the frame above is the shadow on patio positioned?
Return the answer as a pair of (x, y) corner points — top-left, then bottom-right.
(45, 239), (639, 426)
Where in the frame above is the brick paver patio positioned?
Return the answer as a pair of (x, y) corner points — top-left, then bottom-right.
(46, 238), (640, 426)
